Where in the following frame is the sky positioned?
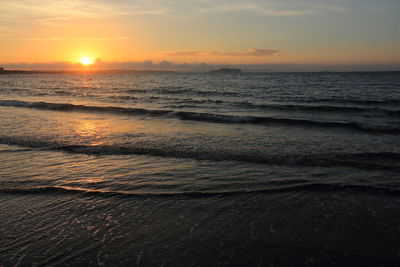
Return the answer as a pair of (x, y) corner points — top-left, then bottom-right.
(0, 0), (399, 71)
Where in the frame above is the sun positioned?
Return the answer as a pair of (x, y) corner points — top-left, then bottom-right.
(80, 57), (93, 65)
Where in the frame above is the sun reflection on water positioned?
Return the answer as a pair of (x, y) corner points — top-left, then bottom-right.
(76, 121), (97, 137)
(74, 121), (104, 145)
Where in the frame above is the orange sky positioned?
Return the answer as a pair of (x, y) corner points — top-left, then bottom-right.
(1, 0), (399, 67)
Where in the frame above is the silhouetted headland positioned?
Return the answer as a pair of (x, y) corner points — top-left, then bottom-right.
(208, 68), (242, 74)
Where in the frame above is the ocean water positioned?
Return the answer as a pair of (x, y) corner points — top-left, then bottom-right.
(0, 72), (399, 266)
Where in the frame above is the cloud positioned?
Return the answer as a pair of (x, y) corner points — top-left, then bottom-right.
(311, 48), (333, 53)
(167, 0), (347, 17)
(165, 48), (279, 57)
(194, 3), (316, 16)
(3, 60), (400, 72)
(243, 48), (279, 56)
(164, 51), (203, 56)
(0, 0), (170, 24)
(6, 36), (134, 41)
(0, 0), (347, 26)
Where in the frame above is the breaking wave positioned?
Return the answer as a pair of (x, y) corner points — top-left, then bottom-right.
(1, 182), (399, 198)
(1, 99), (399, 134)
(1, 136), (399, 171)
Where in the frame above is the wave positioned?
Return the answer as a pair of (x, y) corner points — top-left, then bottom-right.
(0, 99), (170, 116)
(156, 99), (400, 117)
(1, 136), (399, 171)
(135, 89), (400, 106)
(108, 95), (138, 101)
(125, 89), (147, 93)
(1, 100), (399, 134)
(1, 182), (399, 198)
(234, 102), (400, 116)
(304, 98), (400, 106)
(125, 86), (242, 97)
(54, 90), (73, 95)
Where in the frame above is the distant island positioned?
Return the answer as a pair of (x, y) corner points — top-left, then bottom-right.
(208, 68), (242, 74)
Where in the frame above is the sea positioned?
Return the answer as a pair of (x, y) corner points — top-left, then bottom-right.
(0, 72), (399, 266)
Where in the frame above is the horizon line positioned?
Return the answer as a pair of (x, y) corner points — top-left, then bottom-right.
(1, 68), (399, 74)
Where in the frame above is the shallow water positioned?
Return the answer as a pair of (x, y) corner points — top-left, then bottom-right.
(0, 72), (399, 266)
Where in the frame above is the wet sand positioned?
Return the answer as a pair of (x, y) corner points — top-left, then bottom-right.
(1, 190), (399, 266)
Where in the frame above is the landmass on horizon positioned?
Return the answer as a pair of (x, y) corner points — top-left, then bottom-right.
(208, 68), (242, 74)
(1, 63), (399, 73)
(0, 66), (246, 75)
(0, 67), (176, 75)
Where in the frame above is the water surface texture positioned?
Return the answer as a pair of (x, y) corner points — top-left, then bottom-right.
(1, 72), (400, 266)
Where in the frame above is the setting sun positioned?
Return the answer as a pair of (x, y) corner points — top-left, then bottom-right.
(80, 57), (93, 65)
(0, 1), (399, 266)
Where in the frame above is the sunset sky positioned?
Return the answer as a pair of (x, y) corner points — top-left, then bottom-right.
(1, 0), (399, 70)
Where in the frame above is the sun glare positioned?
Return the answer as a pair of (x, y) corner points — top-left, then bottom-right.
(80, 57), (93, 65)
